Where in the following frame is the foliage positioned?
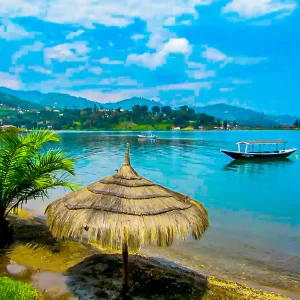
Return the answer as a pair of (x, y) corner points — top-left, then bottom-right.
(0, 130), (76, 244)
(1, 104), (219, 131)
(0, 276), (39, 300)
(223, 120), (228, 129)
(294, 119), (299, 128)
(0, 126), (22, 135)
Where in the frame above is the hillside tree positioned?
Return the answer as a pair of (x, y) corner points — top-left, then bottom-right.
(161, 106), (172, 116)
(152, 106), (160, 115)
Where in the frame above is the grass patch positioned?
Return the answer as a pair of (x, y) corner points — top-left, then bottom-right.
(0, 276), (39, 300)
(111, 122), (173, 131)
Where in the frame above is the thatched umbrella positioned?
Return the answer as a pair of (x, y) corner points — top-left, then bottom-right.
(45, 143), (209, 292)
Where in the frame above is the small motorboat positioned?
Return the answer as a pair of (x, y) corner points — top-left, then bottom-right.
(137, 133), (157, 139)
(221, 140), (297, 160)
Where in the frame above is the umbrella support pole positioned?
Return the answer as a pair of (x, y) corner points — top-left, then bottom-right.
(122, 242), (129, 294)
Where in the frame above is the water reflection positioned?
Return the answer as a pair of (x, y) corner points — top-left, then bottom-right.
(224, 158), (294, 174)
(137, 138), (156, 144)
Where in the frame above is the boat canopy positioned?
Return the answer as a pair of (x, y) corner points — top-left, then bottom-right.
(236, 140), (287, 145)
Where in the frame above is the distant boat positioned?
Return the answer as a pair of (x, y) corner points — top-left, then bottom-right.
(221, 140), (297, 160)
(137, 134), (157, 139)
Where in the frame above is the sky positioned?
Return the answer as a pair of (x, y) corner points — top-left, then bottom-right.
(0, 0), (299, 114)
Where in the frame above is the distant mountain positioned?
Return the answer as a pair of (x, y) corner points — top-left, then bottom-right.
(267, 115), (298, 126)
(0, 87), (297, 126)
(0, 87), (162, 111)
(103, 97), (162, 110)
(0, 87), (99, 109)
(194, 103), (297, 127)
(0, 92), (42, 110)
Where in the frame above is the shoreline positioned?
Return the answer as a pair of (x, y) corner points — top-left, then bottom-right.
(1, 209), (298, 299)
(24, 128), (300, 132)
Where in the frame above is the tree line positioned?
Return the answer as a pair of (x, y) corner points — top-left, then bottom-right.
(2, 104), (225, 130)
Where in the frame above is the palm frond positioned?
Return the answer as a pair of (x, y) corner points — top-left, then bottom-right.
(0, 130), (76, 220)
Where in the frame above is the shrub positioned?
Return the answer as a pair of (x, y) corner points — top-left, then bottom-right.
(0, 276), (39, 299)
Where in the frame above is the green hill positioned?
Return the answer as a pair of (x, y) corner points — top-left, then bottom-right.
(194, 103), (297, 127)
(102, 97), (162, 110)
(0, 92), (42, 110)
(0, 87), (162, 111)
(0, 87), (98, 109)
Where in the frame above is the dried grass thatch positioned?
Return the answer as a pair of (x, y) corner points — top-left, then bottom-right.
(45, 144), (209, 252)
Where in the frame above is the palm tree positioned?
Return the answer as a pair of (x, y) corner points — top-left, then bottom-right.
(0, 130), (76, 245)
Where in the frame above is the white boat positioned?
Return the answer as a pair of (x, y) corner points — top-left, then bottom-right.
(221, 140), (297, 160)
(137, 134), (157, 139)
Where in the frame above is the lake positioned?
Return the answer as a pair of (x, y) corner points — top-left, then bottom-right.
(25, 130), (300, 296)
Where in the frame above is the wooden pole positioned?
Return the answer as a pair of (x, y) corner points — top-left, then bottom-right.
(122, 241), (129, 294)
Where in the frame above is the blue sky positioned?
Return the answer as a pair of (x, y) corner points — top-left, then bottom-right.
(0, 0), (299, 114)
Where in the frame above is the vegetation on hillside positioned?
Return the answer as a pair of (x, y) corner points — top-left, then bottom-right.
(0, 104), (221, 130)
(0, 92), (42, 110)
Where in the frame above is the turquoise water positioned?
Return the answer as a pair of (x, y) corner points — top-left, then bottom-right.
(26, 130), (300, 294)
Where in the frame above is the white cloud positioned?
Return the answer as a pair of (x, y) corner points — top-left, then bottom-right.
(186, 69), (216, 79)
(0, 0), (214, 29)
(66, 81), (211, 103)
(187, 62), (206, 69)
(0, 0), (213, 64)
(0, 19), (36, 40)
(9, 65), (25, 75)
(44, 42), (90, 64)
(28, 66), (52, 75)
(65, 65), (86, 77)
(88, 67), (103, 75)
(220, 87), (235, 92)
(207, 98), (228, 105)
(97, 57), (123, 65)
(234, 57), (267, 65)
(164, 17), (192, 26)
(66, 30), (84, 40)
(131, 34), (145, 41)
(0, 72), (22, 89)
(202, 46), (230, 63)
(164, 17), (176, 26)
(127, 38), (191, 69)
(157, 81), (211, 93)
(12, 41), (44, 64)
(222, 0), (297, 19)
(180, 19), (192, 25)
(186, 61), (216, 79)
(232, 79), (252, 84)
(202, 46), (267, 67)
(146, 28), (175, 50)
(99, 77), (138, 86)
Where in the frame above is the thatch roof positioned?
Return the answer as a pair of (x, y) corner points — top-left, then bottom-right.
(45, 144), (209, 251)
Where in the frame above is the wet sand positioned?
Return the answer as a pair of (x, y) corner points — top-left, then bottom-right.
(0, 210), (298, 299)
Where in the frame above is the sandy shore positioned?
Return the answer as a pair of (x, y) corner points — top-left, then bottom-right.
(0, 210), (297, 299)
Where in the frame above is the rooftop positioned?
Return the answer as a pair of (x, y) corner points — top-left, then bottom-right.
(237, 140), (287, 145)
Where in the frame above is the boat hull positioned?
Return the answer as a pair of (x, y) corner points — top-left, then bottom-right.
(221, 149), (297, 160)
